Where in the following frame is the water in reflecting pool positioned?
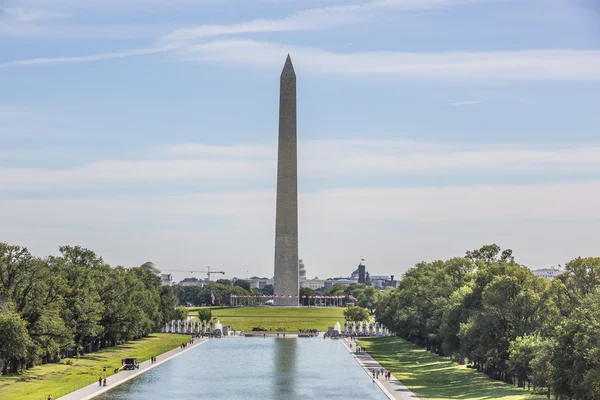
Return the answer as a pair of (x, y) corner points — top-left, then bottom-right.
(96, 338), (385, 400)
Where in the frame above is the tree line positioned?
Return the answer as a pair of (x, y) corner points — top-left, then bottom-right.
(375, 244), (600, 400)
(0, 243), (178, 375)
(177, 279), (382, 309)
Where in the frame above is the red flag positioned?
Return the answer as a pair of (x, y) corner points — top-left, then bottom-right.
(211, 291), (215, 305)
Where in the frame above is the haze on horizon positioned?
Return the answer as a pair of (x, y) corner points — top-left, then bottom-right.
(1, 0), (599, 282)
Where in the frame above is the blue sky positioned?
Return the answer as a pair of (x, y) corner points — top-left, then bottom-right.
(1, 0), (599, 281)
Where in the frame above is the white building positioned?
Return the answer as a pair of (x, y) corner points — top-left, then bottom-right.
(161, 273), (174, 286)
(248, 277), (273, 289)
(370, 275), (391, 289)
(300, 278), (325, 290)
(140, 262), (173, 286)
(531, 266), (562, 279)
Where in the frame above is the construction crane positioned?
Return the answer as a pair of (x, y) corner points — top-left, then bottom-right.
(166, 266), (225, 282)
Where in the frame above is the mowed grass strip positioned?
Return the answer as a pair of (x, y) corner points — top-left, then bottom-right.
(358, 337), (546, 400)
(187, 306), (345, 332)
(0, 334), (190, 400)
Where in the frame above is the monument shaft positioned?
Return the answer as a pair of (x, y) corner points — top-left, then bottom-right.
(274, 55), (299, 306)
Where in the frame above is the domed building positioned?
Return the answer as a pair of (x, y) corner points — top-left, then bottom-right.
(298, 258), (306, 280)
(140, 262), (173, 286)
(141, 262), (161, 275)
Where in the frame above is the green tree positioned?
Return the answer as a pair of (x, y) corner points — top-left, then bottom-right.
(174, 307), (188, 320)
(0, 307), (32, 374)
(216, 279), (232, 286)
(344, 306), (369, 322)
(508, 334), (545, 387)
(357, 286), (380, 313)
(261, 284), (274, 295)
(299, 287), (314, 305)
(197, 309), (212, 322)
(465, 244), (514, 266)
(233, 279), (251, 291)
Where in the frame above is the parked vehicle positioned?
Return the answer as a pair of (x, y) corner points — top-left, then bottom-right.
(122, 358), (140, 370)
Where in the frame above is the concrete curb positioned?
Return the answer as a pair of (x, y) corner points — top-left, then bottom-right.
(58, 338), (209, 400)
(340, 339), (396, 399)
(340, 338), (419, 400)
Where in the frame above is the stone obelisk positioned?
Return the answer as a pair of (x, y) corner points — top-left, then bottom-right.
(273, 55), (299, 306)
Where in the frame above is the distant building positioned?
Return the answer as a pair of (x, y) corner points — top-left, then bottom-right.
(300, 278), (325, 290)
(531, 266), (562, 279)
(178, 278), (209, 287)
(161, 274), (174, 286)
(249, 277), (273, 289)
(140, 262), (173, 286)
(370, 275), (390, 289)
(299, 259), (307, 280)
(323, 278), (356, 289)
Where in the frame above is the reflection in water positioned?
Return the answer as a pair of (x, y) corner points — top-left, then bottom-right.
(273, 339), (296, 398)
(95, 338), (385, 400)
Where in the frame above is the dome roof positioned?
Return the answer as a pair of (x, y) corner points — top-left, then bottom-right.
(141, 262), (161, 274)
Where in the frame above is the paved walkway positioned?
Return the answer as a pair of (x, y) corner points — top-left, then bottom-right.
(58, 337), (208, 400)
(341, 338), (419, 400)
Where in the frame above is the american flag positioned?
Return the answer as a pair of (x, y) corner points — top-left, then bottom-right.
(349, 295), (358, 302)
(211, 291), (215, 305)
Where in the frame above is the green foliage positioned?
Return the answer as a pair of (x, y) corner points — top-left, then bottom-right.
(0, 307), (32, 372)
(357, 286), (380, 313)
(299, 287), (314, 305)
(375, 244), (600, 399)
(174, 307), (189, 320)
(343, 306), (369, 322)
(0, 242), (177, 376)
(197, 309), (212, 322)
(187, 306), (344, 332)
(261, 284), (274, 295)
(359, 337), (545, 400)
(233, 279), (251, 291)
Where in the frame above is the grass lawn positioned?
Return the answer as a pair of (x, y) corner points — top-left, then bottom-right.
(0, 334), (190, 400)
(358, 337), (546, 400)
(187, 306), (345, 332)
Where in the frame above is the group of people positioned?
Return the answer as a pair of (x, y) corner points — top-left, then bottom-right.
(372, 367), (391, 381)
(298, 329), (319, 334)
(150, 356), (157, 363)
(98, 377), (107, 387)
(354, 344), (367, 353)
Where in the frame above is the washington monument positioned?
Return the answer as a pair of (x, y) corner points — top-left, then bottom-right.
(273, 55), (299, 306)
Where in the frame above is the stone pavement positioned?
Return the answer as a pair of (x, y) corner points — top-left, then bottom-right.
(57, 337), (208, 400)
(341, 338), (419, 400)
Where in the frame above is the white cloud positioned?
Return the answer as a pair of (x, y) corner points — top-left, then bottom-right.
(0, 46), (169, 67)
(7, 37), (598, 82)
(159, 0), (475, 43)
(1, 180), (599, 278)
(2, 140), (600, 189)
(447, 100), (482, 106)
(2, 180), (599, 227)
(175, 39), (600, 81)
(2, 7), (70, 22)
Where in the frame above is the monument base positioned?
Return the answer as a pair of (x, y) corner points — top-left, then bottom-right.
(273, 298), (299, 307)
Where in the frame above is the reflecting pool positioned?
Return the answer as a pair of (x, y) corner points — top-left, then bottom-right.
(96, 338), (386, 400)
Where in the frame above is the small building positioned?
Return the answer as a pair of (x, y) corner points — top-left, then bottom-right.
(300, 278), (325, 290)
(531, 266), (562, 279)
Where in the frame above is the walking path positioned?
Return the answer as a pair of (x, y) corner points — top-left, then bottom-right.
(341, 338), (419, 400)
(58, 337), (208, 400)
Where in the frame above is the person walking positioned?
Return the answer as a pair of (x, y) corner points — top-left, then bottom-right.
(103, 378), (107, 387)
(99, 377), (102, 387)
